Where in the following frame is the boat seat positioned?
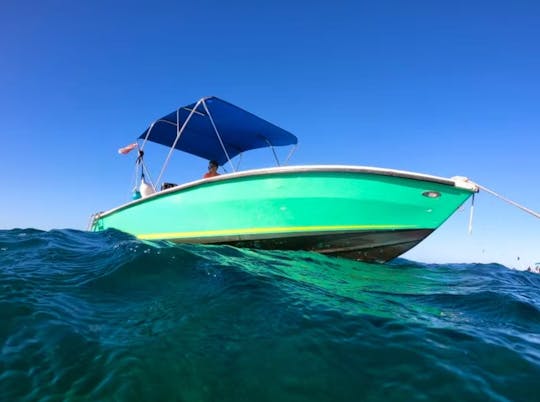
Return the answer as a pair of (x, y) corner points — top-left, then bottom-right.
(161, 182), (177, 190)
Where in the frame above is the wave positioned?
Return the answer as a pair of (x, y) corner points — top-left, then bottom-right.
(1, 228), (540, 401)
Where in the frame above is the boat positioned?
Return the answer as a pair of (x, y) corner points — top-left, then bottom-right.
(89, 96), (478, 263)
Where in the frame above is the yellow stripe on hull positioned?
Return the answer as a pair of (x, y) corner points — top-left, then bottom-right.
(136, 224), (418, 240)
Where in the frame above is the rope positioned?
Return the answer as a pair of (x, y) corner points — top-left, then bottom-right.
(141, 161), (155, 188)
(468, 193), (475, 234)
(134, 149), (155, 189)
(473, 182), (540, 219)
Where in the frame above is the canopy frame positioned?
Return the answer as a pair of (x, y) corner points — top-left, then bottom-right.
(138, 96), (298, 189)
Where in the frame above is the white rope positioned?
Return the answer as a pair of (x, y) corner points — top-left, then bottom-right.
(468, 193), (475, 234)
(141, 160), (155, 189)
(473, 182), (540, 219)
(132, 162), (140, 193)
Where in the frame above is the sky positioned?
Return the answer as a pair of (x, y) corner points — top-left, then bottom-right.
(1, 0), (538, 269)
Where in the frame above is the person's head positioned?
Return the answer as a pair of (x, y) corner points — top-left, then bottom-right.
(208, 160), (219, 171)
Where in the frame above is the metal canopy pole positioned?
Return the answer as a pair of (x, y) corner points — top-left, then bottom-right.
(201, 99), (236, 173)
(284, 144), (298, 165)
(155, 98), (204, 187)
(235, 153), (243, 171)
(262, 137), (280, 166)
(138, 119), (179, 189)
(140, 119), (177, 150)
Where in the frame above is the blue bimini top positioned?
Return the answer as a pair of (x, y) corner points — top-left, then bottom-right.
(138, 96), (298, 166)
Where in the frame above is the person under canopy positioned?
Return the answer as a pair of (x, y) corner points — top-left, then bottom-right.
(203, 160), (220, 178)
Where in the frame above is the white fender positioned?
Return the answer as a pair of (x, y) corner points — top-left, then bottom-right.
(139, 178), (155, 197)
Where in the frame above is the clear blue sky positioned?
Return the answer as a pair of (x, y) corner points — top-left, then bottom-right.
(1, 1), (538, 268)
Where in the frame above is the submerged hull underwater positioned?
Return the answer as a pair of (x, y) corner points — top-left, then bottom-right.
(90, 166), (477, 263)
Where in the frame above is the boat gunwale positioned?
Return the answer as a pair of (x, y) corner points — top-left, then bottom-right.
(93, 165), (476, 220)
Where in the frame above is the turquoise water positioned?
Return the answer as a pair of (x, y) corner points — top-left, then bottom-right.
(1, 229), (539, 401)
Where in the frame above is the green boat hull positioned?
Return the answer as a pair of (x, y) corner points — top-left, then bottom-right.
(90, 166), (476, 262)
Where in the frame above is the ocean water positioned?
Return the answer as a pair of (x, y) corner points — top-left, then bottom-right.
(1, 229), (540, 402)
